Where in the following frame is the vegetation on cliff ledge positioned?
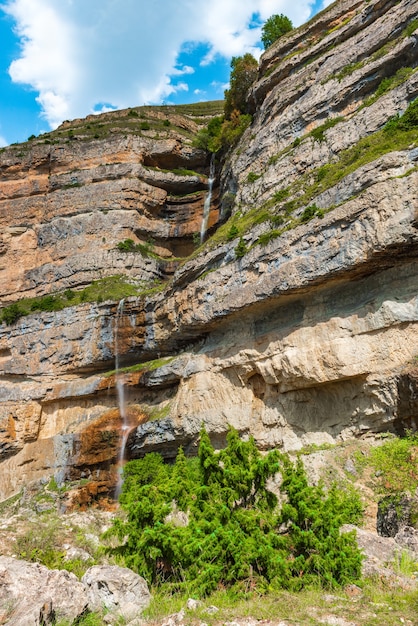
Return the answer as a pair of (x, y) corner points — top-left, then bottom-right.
(203, 95), (418, 253)
(0, 275), (163, 325)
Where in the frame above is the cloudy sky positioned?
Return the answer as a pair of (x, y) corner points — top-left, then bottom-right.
(0, 0), (333, 146)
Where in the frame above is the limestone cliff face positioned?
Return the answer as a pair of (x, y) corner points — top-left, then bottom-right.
(0, 0), (417, 501)
(0, 119), (218, 303)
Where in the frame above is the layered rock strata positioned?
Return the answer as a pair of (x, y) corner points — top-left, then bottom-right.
(0, 130), (218, 302)
(0, 0), (417, 500)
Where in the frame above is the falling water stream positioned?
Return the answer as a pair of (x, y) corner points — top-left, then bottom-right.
(114, 298), (129, 498)
(200, 153), (216, 244)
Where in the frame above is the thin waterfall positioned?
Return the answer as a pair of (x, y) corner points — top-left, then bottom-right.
(200, 153), (216, 244)
(114, 298), (128, 498)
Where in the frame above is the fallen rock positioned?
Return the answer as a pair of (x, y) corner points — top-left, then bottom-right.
(342, 525), (418, 589)
(81, 564), (151, 621)
(186, 597), (202, 610)
(394, 526), (418, 559)
(0, 556), (88, 625)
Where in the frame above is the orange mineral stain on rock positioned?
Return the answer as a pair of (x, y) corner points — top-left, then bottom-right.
(62, 404), (148, 508)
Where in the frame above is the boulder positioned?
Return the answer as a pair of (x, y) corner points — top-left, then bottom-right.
(342, 525), (418, 589)
(394, 526), (418, 559)
(82, 564), (151, 621)
(377, 495), (418, 537)
(0, 556), (88, 625)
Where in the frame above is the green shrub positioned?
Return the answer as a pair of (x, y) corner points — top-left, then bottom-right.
(273, 188), (290, 202)
(30, 294), (60, 312)
(107, 427), (363, 596)
(284, 200), (297, 215)
(235, 237), (248, 258)
(271, 214), (285, 226)
(385, 97), (418, 132)
(335, 61), (364, 82)
(194, 111), (251, 153)
(116, 238), (157, 258)
(247, 172), (261, 183)
(257, 229), (281, 245)
(227, 224), (239, 241)
(300, 204), (322, 223)
(310, 117), (344, 142)
(117, 238), (136, 252)
(220, 112), (252, 148)
(64, 289), (76, 301)
(1, 302), (24, 325)
(199, 115), (224, 152)
(364, 67), (415, 108)
(140, 121), (151, 131)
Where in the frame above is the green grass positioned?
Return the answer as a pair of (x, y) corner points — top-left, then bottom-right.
(360, 431), (418, 495)
(15, 516), (96, 579)
(310, 116), (344, 142)
(404, 17), (418, 38)
(0, 491), (21, 514)
(362, 67), (416, 109)
(323, 16), (418, 85)
(55, 614), (105, 626)
(116, 238), (166, 259)
(392, 550), (418, 577)
(200, 99), (417, 254)
(8, 101), (225, 147)
(143, 164), (203, 177)
(246, 171), (261, 183)
(0, 276), (164, 325)
(148, 403), (172, 421)
(143, 584), (418, 626)
(103, 356), (175, 378)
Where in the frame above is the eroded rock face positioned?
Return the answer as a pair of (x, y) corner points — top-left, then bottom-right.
(0, 130), (218, 303)
(0, 0), (417, 499)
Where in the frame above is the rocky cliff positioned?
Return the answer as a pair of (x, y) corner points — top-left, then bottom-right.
(0, 0), (417, 503)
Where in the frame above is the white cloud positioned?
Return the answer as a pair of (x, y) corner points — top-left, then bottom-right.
(4, 0), (79, 126)
(0, 135), (7, 147)
(172, 65), (195, 76)
(92, 104), (118, 115)
(3, 0), (319, 128)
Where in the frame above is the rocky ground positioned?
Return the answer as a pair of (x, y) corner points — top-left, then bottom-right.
(0, 436), (417, 625)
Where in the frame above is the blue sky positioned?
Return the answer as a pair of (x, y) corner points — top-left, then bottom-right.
(0, 0), (331, 146)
